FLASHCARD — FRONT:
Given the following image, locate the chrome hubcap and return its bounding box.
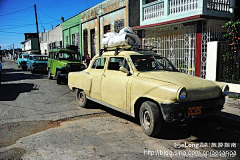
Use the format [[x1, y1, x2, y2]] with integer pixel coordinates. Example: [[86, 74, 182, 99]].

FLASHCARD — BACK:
[[78, 92, 84, 102], [142, 110, 151, 130]]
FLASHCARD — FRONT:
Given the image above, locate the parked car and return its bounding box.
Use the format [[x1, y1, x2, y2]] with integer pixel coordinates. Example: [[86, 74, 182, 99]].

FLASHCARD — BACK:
[[48, 48, 85, 84], [68, 49, 229, 136], [27, 55, 48, 73], [0, 60, 2, 85], [17, 53, 29, 69]]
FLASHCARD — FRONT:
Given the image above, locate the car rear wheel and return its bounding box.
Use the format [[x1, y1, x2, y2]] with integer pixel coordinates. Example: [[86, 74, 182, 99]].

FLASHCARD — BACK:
[[48, 69, 52, 79], [56, 71, 61, 84], [76, 89, 88, 108], [139, 101, 162, 136]]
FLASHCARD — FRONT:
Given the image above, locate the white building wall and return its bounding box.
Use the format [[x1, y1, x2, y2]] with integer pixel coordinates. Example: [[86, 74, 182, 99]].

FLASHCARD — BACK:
[[48, 24, 63, 48], [39, 24, 62, 55]]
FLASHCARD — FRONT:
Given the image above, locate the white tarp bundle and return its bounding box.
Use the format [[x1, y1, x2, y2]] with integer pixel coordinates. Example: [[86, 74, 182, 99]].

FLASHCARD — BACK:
[[102, 27, 140, 49]]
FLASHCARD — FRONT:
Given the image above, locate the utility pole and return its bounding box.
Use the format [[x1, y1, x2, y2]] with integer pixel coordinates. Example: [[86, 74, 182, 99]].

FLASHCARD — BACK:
[[34, 4, 41, 54], [13, 44, 14, 58]]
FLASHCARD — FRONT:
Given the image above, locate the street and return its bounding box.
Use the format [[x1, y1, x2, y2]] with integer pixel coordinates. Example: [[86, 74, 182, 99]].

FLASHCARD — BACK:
[[0, 58, 239, 160]]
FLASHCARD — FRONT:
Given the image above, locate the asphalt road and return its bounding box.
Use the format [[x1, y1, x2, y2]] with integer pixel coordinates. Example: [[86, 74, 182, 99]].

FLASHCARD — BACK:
[[0, 58, 239, 160]]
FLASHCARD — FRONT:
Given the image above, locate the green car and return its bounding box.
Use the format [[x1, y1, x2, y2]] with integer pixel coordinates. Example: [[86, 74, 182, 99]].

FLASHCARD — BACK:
[[47, 48, 85, 84]]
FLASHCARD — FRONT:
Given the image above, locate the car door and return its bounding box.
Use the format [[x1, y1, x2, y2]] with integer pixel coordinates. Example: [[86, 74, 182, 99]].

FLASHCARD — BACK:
[[101, 57, 131, 110], [89, 57, 106, 100]]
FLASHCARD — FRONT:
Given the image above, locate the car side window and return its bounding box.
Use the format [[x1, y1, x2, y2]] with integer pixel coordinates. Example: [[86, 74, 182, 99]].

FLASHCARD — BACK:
[[108, 57, 130, 71], [91, 58, 106, 69]]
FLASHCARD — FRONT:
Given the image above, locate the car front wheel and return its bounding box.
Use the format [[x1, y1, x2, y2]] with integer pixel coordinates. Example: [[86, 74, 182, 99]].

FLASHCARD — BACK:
[[76, 89, 88, 108], [139, 101, 162, 136]]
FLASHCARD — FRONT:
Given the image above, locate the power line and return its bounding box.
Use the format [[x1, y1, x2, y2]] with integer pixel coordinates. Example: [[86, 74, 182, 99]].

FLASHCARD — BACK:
[[0, 24, 36, 31], [37, 9, 45, 32], [38, 8, 61, 22], [0, 6, 33, 17], [39, 0, 68, 10], [0, 31, 24, 34]]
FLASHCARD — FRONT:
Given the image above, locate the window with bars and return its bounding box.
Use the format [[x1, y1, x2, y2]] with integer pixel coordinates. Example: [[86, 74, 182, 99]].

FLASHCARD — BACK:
[[65, 35, 68, 46], [72, 34, 75, 45], [76, 32, 79, 47], [114, 19, 124, 33], [83, 29, 88, 56], [206, 0, 230, 12]]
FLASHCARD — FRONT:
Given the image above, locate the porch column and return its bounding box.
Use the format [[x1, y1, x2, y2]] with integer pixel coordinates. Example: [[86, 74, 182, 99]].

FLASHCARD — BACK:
[[195, 21, 202, 77]]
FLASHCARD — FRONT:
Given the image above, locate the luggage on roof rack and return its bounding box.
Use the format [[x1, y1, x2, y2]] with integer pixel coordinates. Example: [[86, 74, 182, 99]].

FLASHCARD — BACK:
[[102, 27, 140, 50]]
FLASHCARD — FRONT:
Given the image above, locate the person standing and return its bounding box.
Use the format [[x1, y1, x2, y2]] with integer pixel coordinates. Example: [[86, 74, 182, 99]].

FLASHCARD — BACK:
[[85, 54, 91, 67]]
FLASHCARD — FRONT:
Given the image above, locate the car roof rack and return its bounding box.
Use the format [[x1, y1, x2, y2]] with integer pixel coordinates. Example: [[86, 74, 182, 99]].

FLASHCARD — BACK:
[[99, 45, 157, 56]]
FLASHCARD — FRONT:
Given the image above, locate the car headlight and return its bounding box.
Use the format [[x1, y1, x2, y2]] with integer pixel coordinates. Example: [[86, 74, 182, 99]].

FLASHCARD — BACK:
[[222, 85, 229, 96], [66, 64, 71, 69], [80, 64, 85, 69], [178, 88, 187, 101]]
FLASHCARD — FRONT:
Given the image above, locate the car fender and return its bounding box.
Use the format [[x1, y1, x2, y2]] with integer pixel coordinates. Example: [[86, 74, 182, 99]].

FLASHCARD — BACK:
[[130, 76, 181, 115], [68, 71, 92, 96]]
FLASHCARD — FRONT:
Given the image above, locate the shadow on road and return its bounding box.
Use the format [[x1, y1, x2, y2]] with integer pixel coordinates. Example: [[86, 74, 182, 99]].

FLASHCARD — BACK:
[[87, 102, 240, 143], [1, 69, 45, 82], [0, 83, 38, 101]]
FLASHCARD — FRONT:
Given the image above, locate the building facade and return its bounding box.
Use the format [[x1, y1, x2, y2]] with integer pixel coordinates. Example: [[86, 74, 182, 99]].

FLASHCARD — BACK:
[[62, 14, 81, 50], [21, 33, 40, 54], [39, 24, 63, 55], [133, 0, 236, 78], [81, 0, 140, 59]]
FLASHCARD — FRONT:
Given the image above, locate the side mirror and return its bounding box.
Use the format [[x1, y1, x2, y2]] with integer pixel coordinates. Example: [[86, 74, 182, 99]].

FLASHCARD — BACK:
[[119, 66, 130, 75]]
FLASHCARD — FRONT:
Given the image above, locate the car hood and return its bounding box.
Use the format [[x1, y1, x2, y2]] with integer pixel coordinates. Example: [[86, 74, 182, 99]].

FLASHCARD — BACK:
[[35, 61, 48, 64], [59, 60, 81, 64], [138, 71, 222, 101], [21, 58, 28, 62]]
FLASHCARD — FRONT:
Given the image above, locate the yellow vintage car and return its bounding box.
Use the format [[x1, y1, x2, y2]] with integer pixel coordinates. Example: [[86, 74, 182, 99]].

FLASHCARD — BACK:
[[68, 50, 229, 136]]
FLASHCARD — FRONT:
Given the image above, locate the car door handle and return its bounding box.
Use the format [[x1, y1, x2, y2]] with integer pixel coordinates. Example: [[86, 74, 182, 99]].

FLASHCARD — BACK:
[[102, 74, 106, 77]]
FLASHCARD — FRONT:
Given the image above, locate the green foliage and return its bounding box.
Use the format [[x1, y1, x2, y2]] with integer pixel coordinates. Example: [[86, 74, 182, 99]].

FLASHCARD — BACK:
[[222, 20, 240, 45]]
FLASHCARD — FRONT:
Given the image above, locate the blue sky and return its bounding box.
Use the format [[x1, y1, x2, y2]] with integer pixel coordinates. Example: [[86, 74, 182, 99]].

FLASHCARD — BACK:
[[0, 0, 104, 49]]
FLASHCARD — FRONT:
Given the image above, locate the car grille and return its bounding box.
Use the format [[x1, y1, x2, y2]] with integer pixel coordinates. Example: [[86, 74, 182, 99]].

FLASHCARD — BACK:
[[70, 64, 82, 71], [22, 61, 26, 65], [37, 63, 47, 69]]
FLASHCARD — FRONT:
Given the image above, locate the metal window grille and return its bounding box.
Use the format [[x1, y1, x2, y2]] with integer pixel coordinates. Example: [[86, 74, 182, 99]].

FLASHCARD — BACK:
[[76, 32, 79, 47], [201, 19, 227, 78], [143, 1, 164, 21], [169, 0, 198, 15], [206, 0, 230, 12], [143, 23, 197, 75], [83, 29, 88, 56], [114, 19, 124, 33]]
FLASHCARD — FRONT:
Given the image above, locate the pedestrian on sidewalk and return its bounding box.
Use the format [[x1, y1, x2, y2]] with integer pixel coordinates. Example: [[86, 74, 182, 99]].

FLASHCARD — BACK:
[[85, 54, 91, 67]]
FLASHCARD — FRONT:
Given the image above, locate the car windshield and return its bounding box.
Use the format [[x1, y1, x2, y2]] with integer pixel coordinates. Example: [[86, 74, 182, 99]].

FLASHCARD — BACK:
[[57, 52, 80, 61], [33, 56, 48, 61], [23, 55, 29, 58], [130, 55, 177, 72]]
